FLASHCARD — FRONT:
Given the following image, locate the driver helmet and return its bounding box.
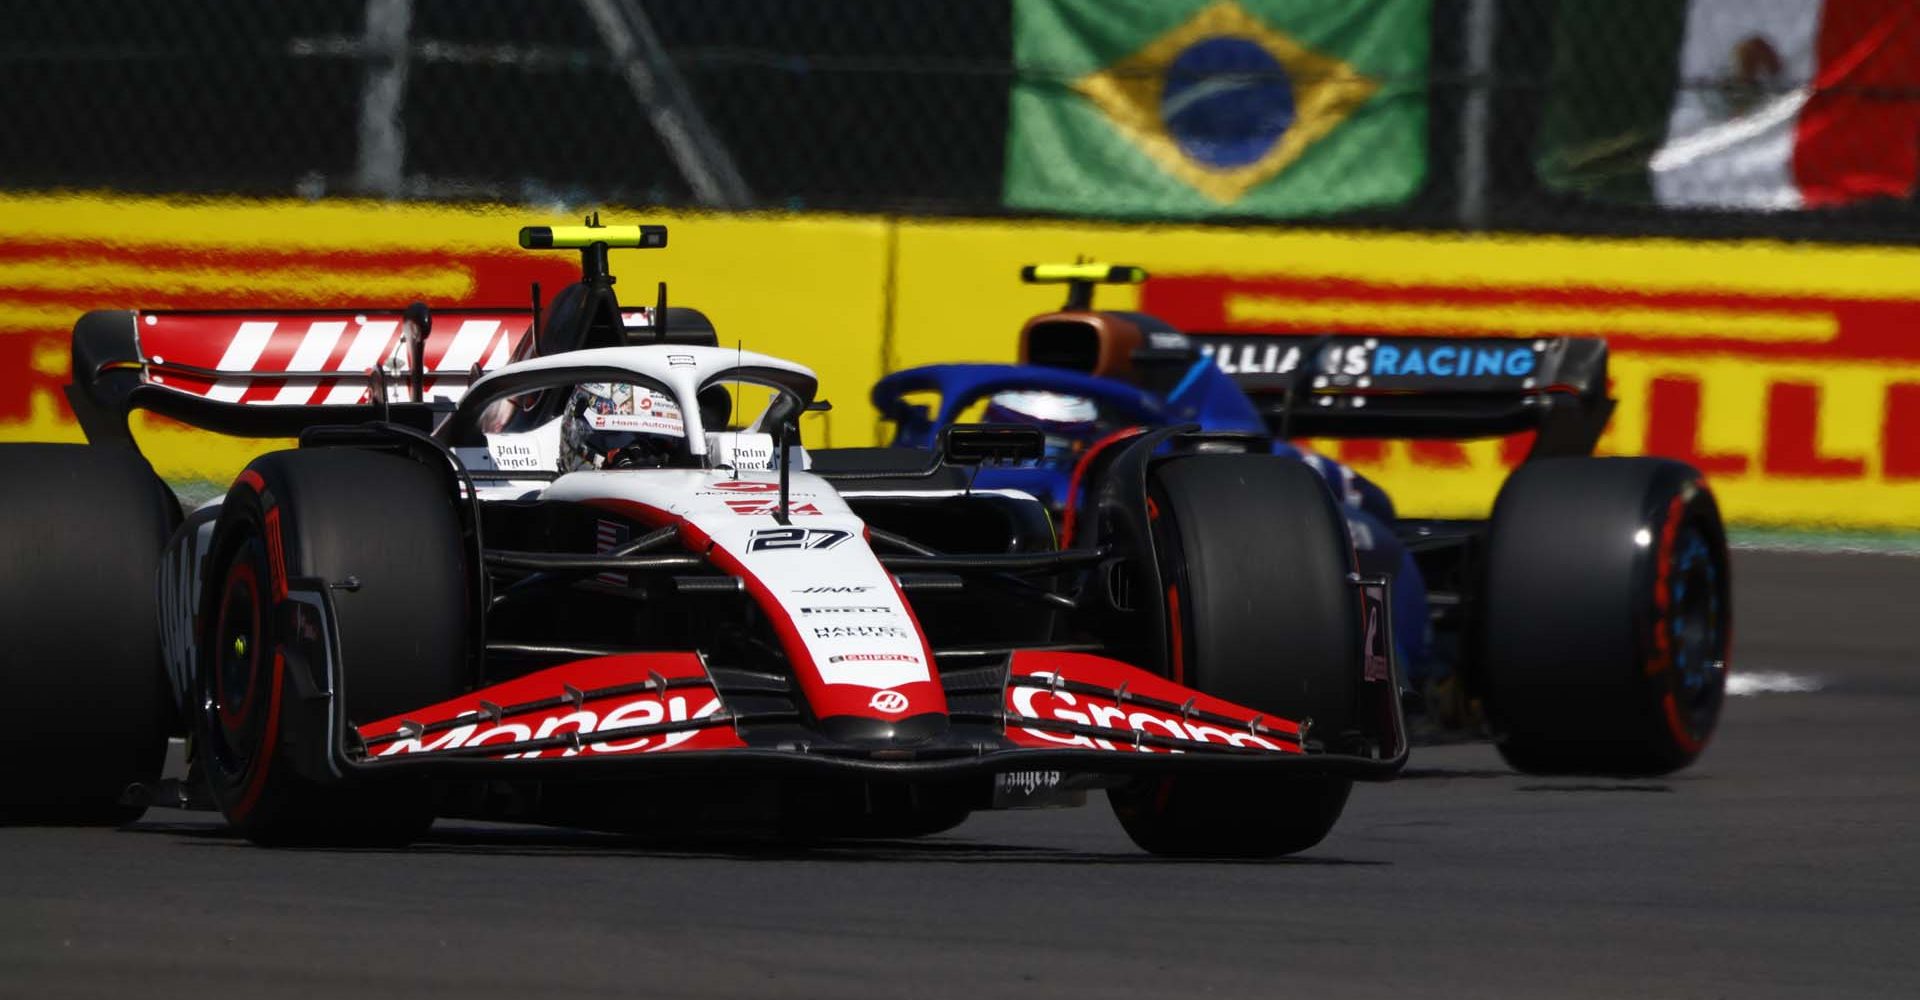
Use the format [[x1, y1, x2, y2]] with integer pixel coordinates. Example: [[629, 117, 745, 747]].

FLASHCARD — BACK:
[[983, 389, 1102, 458], [560, 382, 686, 471]]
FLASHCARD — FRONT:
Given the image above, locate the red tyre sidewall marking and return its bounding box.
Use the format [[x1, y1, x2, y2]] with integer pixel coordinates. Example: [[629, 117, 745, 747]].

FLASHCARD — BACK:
[[1647, 494, 1683, 678], [1148, 487, 1182, 819], [1661, 691, 1703, 756], [1651, 490, 1706, 755], [263, 506, 289, 602], [229, 650, 287, 824], [1144, 485, 1183, 688], [1060, 427, 1149, 548], [225, 468, 288, 822]]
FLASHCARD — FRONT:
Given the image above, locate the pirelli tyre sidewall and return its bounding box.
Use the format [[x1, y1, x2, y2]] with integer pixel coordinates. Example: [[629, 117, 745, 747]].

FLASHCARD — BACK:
[[196, 447, 469, 846], [0, 444, 177, 824], [1108, 454, 1361, 859], [1479, 456, 1731, 776]]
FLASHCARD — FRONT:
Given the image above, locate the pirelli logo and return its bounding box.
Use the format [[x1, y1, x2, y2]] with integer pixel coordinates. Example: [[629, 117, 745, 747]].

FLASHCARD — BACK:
[[0, 235, 575, 421], [1147, 270, 1920, 529]]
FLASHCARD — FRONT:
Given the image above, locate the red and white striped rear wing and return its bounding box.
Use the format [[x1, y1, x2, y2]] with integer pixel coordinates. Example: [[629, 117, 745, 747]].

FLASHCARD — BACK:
[[132, 309, 536, 407], [66, 306, 646, 444]]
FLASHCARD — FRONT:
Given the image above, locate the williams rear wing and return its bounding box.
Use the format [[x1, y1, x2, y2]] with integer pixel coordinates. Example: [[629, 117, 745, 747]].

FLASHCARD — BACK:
[[1191, 332, 1614, 459]]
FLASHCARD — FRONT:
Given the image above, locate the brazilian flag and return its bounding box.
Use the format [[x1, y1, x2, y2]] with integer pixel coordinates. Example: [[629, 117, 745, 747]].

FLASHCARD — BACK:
[[1005, 0, 1430, 219]]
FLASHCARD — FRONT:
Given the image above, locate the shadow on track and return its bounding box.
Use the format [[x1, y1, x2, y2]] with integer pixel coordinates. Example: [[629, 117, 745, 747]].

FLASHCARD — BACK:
[[1399, 767, 1692, 793], [1397, 767, 1515, 780], [1515, 782, 1673, 794], [122, 813, 1388, 866]]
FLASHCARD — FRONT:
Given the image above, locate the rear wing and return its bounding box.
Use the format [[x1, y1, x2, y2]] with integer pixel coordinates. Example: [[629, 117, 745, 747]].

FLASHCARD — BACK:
[[1190, 332, 1614, 459], [63, 218, 709, 448], [65, 307, 544, 444], [62, 304, 681, 445]]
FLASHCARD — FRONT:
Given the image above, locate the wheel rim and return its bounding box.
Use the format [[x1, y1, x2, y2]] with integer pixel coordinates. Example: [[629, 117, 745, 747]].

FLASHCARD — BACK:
[[1658, 511, 1727, 746], [204, 547, 268, 781]]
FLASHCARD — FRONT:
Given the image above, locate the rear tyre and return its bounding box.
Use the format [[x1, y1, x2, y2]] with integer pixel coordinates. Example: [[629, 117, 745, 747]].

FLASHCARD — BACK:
[[197, 448, 469, 846], [1478, 457, 1730, 776], [0, 444, 176, 824], [1108, 455, 1361, 858]]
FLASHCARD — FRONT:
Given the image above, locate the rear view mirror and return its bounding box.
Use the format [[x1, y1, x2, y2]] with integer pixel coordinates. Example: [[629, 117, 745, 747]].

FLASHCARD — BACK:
[[940, 423, 1045, 465]]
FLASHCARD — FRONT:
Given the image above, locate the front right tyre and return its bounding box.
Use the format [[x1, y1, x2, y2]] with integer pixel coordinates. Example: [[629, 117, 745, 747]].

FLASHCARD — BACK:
[[1108, 455, 1362, 858]]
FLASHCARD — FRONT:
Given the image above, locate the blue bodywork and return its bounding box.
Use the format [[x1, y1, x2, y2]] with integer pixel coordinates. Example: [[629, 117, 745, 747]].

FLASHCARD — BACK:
[[875, 358, 1436, 679]]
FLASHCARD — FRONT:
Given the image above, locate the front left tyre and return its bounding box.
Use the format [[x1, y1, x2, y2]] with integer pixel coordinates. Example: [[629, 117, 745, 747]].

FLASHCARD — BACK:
[[196, 448, 470, 846], [0, 444, 177, 824], [1477, 457, 1731, 775]]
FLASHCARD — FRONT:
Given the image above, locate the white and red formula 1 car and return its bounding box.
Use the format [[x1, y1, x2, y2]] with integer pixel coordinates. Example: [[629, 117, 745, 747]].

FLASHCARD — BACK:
[[0, 223, 1404, 856]]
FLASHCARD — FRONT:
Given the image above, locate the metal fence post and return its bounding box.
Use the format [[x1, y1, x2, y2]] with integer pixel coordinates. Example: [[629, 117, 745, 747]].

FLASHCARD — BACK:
[[581, 0, 752, 209], [354, 0, 413, 198], [1457, 0, 1498, 231]]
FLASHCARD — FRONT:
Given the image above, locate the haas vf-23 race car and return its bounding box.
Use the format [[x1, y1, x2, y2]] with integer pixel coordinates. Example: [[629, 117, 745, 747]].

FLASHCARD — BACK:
[[866, 263, 1731, 776], [0, 224, 1404, 856]]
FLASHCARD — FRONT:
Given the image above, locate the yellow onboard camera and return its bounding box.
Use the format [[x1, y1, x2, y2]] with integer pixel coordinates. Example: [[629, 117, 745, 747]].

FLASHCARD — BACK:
[[519, 224, 667, 250], [1020, 262, 1146, 310]]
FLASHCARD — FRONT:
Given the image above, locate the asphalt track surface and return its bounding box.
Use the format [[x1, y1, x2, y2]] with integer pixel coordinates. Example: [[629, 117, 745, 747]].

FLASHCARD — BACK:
[[4, 550, 1916, 999]]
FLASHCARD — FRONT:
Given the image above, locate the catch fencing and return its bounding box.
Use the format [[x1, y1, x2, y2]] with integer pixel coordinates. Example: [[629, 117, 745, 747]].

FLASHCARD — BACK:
[[3, 0, 1917, 241]]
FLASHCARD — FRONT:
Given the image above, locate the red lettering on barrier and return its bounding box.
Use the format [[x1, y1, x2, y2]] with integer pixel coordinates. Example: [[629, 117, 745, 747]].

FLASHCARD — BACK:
[[1883, 383, 1920, 480], [0, 241, 579, 428], [1500, 431, 1535, 467], [0, 333, 70, 422], [1764, 382, 1866, 479], [1409, 440, 1470, 468], [1144, 273, 1920, 364], [1644, 377, 1749, 475], [1335, 440, 1389, 464]]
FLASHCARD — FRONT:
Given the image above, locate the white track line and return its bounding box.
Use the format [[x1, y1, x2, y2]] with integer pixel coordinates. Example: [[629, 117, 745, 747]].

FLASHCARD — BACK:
[[1730, 537, 1920, 558], [1727, 671, 1823, 696]]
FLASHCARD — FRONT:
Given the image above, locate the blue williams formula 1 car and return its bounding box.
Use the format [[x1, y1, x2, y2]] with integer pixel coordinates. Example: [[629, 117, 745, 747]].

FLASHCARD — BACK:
[[849, 264, 1731, 776], [0, 227, 1404, 857]]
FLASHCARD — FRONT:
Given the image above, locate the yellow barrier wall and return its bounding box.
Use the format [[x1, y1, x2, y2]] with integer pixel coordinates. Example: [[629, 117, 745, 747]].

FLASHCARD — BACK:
[[5, 193, 1918, 529], [0, 193, 889, 484], [890, 219, 1920, 531]]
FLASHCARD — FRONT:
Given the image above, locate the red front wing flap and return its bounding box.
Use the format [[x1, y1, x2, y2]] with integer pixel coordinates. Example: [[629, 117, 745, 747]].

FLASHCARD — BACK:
[[351, 649, 1311, 770], [997, 651, 1305, 756], [357, 653, 745, 761]]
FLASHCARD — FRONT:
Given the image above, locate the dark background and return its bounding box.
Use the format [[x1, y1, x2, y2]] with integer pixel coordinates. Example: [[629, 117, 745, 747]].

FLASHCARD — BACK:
[[3, 0, 1916, 241]]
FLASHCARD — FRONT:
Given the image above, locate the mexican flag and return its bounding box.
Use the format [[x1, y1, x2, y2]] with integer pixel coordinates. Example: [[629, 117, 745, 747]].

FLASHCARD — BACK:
[[1537, 0, 1920, 210], [1004, 0, 1429, 219]]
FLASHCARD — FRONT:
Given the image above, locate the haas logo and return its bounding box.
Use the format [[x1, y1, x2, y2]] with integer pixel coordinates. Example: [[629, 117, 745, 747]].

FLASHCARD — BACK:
[[711, 480, 781, 492], [869, 690, 910, 714], [725, 499, 821, 516]]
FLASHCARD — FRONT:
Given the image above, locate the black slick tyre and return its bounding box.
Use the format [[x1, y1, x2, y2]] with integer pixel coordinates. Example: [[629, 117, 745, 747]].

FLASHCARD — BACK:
[[1108, 455, 1361, 858], [0, 444, 177, 824], [1478, 457, 1731, 776], [197, 448, 469, 846]]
